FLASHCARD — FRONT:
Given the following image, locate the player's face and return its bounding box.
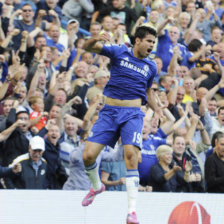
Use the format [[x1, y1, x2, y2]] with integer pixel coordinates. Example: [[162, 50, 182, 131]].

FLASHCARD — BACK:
[[137, 34, 155, 59]]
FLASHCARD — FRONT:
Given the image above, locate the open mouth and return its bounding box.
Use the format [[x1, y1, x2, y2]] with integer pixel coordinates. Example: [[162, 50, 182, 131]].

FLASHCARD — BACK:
[[147, 48, 151, 53]]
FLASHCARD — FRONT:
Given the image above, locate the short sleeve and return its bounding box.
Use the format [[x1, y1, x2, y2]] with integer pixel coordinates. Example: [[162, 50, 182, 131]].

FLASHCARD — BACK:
[[101, 44, 127, 60]]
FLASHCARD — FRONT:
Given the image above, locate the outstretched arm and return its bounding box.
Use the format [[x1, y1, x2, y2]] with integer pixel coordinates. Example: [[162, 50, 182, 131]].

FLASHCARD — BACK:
[[83, 33, 110, 54]]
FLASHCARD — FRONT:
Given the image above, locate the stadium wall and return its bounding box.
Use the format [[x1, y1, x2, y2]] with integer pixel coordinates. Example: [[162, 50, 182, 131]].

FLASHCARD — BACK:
[[0, 190, 222, 223]]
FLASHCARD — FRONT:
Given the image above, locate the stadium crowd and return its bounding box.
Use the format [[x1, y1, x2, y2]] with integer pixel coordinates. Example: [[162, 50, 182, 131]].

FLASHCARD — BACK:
[[0, 0, 224, 193]]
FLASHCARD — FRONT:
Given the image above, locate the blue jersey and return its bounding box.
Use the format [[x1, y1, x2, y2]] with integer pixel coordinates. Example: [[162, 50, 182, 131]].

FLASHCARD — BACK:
[[101, 44, 157, 105], [138, 131, 167, 186], [45, 35, 65, 54], [156, 30, 189, 72]]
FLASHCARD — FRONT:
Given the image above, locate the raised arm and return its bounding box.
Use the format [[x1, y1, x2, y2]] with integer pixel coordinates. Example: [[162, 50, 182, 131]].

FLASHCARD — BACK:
[[205, 79, 224, 102], [157, 17, 174, 36], [82, 94, 105, 132], [83, 33, 110, 54], [1, 29, 20, 49], [167, 79, 178, 106], [146, 88, 162, 116], [184, 12, 200, 45], [0, 119, 25, 142], [49, 10, 61, 27], [56, 96, 82, 132], [168, 46, 180, 77], [197, 120, 211, 146], [27, 63, 45, 99], [27, 27, 42, 47], [130, 16, 145, 37], [185, 114, 199, 144], [170, 104, 189, 132]]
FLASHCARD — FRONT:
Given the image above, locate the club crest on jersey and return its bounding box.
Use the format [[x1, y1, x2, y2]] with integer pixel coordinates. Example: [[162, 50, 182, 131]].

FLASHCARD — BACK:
[[120, 60, 148, 77], [144, 65, 149, 72]]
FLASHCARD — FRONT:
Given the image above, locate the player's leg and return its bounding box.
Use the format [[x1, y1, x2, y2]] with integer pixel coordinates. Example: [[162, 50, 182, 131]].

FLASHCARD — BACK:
[[120, 107, 144, 224], [124, 144, 140, 224], [82, 141, 105, 206], [83, 141, 105, 190], [82, 105, 119, 206]]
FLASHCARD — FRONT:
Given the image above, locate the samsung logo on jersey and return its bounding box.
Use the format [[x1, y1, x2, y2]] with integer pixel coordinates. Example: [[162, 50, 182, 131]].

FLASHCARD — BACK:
[[120, 60, 148, 77]]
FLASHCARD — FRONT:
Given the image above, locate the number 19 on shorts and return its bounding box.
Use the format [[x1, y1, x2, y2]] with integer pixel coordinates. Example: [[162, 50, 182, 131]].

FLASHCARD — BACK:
[[132, 132, 142, 144]]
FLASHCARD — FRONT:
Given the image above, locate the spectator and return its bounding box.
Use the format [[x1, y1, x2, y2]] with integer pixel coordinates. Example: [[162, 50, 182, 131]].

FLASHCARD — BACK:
[[89, 22, 102, 38], [177, 12, 191, 44], [208, 97, 217, 116], [205, 132, 224, 193], [100, 144, 126, 191], [42, 124, 68, 189], [46, 24, 65, 54], [0, 97, 14, 131], [100, 15, 113, 38], [97, 0, 138, 35], [150, 145, 192, 192], [29, 96, 48, 131], [12, 4, 36, 50], [172, 133, 204, 192], [62, 0, 94, 22], [185, 1, 196, 18], [158, 75, 173, 93], [5, 136, 47, 189], [35, 0, 62, 27], [195, 8, 222, 42], [156, 24, 189, 72], [153, 57, 166, 83], [44, 88, 67, 112], [207, 26, 223, 47], [138, 117, 167, 187], [59, 19, 79, 50], [59, 115, 81, 175], [2, 106, 33, 166], [211, 106, 224, 136], [182, 77, 196, 103], [86, 69, 110, 102]]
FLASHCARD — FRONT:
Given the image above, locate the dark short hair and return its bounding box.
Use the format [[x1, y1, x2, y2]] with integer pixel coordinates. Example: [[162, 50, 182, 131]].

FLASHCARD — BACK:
[[210, 97, 217, 102], [57, 88, 67, 98], [134, 26, 157, 41], [158, 74, 170, 85], [218, 106, 224, 115], [3, 96, 16, 104], [34, 34, 45, 42], [214, 132, 224, 145], [173, 133, 184, 143], [21, 3, 33, 9], [211, 131, 223, 147], [188, 39, 203, 52], [50, 104, 62, 110]]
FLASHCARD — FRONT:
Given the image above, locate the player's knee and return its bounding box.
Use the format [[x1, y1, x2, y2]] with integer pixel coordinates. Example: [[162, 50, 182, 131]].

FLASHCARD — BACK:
[[125, 150, 138, 167], [83, 151, 95, 164]]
